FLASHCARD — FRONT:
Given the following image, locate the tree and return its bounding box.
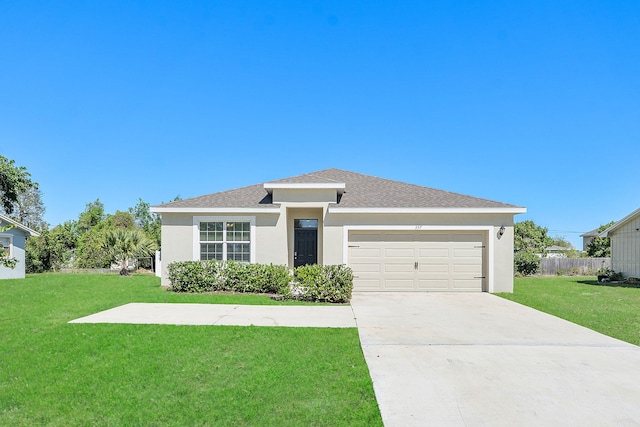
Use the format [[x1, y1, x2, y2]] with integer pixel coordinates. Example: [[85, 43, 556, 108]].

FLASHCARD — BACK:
[[0, 156, 37, 215], [129, 198, 162, 247], [103, 228, 157, 275], [586, 221, 615, 258], [78, 199, 105, 233], [514, 220, 553, 275], [26, 220, 79, 272], [0, 186, 47, 231]]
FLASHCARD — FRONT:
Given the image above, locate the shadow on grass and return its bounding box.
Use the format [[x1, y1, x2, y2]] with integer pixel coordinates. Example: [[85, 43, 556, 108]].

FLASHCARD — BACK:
[[578, 280, 640, 289]]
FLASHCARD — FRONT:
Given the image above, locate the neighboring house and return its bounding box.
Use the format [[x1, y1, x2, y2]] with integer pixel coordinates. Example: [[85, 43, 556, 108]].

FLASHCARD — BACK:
[[600, 207, 640, 279], [544, 245, 569, 258], [580, 228, 600, 251], [151, 169, 526, 292], [0, 214, 40, 279]]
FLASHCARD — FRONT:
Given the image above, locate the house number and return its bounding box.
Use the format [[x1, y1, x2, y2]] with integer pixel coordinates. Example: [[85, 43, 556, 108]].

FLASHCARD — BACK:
[[415, 225, 422, 230]]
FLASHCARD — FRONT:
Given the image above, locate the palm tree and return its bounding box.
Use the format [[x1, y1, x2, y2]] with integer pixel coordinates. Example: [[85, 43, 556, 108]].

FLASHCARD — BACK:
[[103, 228, 156, 275]]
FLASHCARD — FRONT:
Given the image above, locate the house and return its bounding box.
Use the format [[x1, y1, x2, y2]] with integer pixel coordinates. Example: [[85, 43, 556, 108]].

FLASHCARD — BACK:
[[580, 228, 600, 251], [600, 207, 640, 279], [0, 214, 40, 279], [544, 245, 569, 258], [151, 169, 526, 292]]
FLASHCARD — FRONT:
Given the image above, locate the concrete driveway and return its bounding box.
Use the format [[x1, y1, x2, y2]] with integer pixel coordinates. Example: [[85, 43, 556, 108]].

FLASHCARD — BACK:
[[351, 292, 640, 427]]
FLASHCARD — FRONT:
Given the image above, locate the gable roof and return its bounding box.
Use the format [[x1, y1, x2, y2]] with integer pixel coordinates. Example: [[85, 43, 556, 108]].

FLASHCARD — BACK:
[[600, 207, 640, 237], [580, 228, 600, 238], [0, 214, 40, 237], [152, 168, 525, 214]]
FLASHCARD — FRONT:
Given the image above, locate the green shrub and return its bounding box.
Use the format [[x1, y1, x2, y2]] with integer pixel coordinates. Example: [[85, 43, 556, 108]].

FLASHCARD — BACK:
[[168, 260, 290, 294], [167, 261, 353, 302], [610, 271, 625, 282], [514, 249, 541, 276], [290, 264, 353, 303], [221, 261, 290, 294], [167, 260, 221, 292]]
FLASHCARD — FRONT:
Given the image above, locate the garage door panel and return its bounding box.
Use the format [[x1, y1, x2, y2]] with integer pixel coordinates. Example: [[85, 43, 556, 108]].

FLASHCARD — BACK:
[[350, 262, 381, 273], [385, 279, 416, 289], [349, 231, 484, 292], [418, 263, 449, 273], [417, 279, 449, 289], [350, 247, 383, 258], [453, 264, 483, 274], [417, 247, 450, 257], [384, 262, 415, 273], [384, 248, 414, 258]]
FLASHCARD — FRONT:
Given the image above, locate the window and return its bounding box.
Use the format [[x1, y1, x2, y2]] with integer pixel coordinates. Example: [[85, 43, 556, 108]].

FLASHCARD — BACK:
[[198, 220, 252, 262], [0, 236, 11, 258]]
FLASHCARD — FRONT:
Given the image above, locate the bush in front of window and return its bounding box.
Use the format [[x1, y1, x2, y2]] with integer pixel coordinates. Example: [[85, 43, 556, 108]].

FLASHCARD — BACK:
[[167, 260, 354, 302], [167, 260, 290, 294], [167, 260, 222, 292]]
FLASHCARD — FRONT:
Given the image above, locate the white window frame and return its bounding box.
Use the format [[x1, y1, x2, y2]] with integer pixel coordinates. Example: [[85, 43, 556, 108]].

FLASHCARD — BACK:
[[0, 234, 13, 258], [193, 216, 256, 263]]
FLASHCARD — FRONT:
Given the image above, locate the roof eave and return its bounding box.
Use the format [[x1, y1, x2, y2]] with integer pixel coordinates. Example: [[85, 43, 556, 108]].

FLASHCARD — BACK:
[[327, 207, 527, 214], [0, 214, 41, 237], [599, 207, 640, 237], [150, 207, 281, 214]]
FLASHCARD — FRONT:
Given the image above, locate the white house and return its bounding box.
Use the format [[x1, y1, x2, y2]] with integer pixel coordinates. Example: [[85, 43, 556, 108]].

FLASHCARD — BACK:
[[0, 214, 40, 279], [600, 207, 640, 279]]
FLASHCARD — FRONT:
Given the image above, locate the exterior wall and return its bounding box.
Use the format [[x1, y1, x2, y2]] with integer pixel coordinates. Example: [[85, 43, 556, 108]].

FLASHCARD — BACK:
[[160, 209, 518, 292], [160, 211, 285, 286], [0, 229, 27, 279], [610, 215, 640, 279]]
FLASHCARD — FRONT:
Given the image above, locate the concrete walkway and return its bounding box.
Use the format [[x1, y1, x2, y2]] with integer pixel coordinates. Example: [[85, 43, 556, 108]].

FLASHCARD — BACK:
[[69, 303, 356, 328], [350, 292, 640, 427]]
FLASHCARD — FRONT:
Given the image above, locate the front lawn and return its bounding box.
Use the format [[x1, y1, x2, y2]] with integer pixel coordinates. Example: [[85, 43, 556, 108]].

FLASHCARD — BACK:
[[0, 274, 382, 426], [498, 276, 640, 346]]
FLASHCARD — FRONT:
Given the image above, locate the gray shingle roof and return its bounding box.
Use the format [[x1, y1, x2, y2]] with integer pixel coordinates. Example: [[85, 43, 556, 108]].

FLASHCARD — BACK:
[[154, 168, 521, 210]]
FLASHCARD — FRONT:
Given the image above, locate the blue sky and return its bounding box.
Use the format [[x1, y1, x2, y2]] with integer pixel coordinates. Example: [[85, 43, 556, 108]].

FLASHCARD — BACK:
[[1, 1, 638, 248]]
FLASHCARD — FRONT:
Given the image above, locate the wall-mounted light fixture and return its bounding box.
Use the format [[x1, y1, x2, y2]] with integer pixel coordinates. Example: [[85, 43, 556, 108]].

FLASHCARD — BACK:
[[498, 225, 505, 238]]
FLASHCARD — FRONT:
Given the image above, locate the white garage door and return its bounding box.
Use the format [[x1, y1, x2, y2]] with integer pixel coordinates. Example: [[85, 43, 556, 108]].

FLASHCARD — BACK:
[[348, 231, 485, 292]]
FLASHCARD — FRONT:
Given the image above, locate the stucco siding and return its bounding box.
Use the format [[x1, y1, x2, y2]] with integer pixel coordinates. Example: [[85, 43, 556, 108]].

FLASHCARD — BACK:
[[610, 216, 640, 279]]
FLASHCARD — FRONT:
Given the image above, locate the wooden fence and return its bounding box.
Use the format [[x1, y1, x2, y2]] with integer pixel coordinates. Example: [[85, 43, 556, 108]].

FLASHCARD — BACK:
[[539, 257, 611, 276]]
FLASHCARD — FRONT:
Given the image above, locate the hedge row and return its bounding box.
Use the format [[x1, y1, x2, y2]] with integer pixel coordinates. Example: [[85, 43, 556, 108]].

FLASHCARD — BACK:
[[167, 260, 353, 303]]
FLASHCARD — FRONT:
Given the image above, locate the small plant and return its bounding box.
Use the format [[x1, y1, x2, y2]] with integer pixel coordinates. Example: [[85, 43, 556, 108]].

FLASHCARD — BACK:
[[556, 270, 565, 276], [0, 257, 18, 269], [610, 271, 625, 282]]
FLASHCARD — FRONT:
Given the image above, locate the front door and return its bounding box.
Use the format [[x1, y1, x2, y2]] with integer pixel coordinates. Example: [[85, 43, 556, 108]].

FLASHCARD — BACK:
[[294, 219, 318, 267]]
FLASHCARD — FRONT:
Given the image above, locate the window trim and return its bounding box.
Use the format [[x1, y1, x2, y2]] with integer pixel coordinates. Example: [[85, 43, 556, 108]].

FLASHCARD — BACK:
[[193, 216, 256, 263], [0, 234, 13, 258]]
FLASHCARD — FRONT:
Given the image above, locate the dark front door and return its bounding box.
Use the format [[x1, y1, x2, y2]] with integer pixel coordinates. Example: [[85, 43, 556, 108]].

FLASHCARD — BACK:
[[294, 228, 318, 267]]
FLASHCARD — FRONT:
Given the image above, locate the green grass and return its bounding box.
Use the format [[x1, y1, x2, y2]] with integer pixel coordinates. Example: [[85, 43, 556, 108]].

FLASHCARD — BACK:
[[498, 276, 640, 346], [0, 274, 382, 426]]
